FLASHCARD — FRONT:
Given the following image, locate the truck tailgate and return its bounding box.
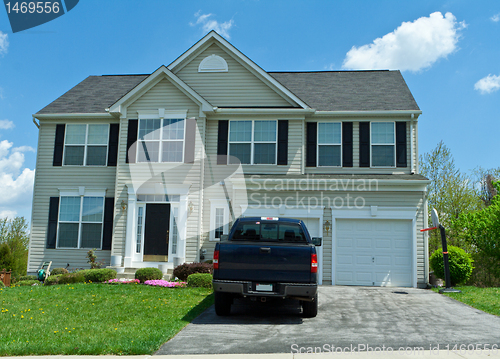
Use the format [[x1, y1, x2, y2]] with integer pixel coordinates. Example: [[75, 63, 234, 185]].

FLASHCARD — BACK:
[[217, 242, 312, 283]]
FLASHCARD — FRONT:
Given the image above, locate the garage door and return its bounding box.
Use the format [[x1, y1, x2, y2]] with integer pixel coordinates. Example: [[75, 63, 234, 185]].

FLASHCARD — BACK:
[[335, 219, 412, 287]]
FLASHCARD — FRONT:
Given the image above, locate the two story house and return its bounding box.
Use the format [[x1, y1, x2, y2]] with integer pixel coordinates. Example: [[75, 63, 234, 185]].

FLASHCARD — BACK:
[[27, 31, 430, 287]]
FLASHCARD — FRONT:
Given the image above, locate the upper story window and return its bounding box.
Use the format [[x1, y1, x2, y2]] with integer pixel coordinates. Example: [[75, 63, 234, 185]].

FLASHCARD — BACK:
[[228, 120, 277, 165], [58, 196, 104, 249], [317, 122, 342, 167], [198, 54, 228, 72], [371, 122, 395, 167], [64, 124, 109, 166], [137, 118, 185, 163]]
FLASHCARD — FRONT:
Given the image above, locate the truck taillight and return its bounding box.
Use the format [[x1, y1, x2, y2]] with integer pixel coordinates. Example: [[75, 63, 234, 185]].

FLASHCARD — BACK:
[[311, 253, 318, 273], [213, 250, 219, 269]]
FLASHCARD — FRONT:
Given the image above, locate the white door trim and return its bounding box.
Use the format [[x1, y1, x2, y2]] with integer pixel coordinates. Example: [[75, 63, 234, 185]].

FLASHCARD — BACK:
[[331, 206, 418, 288]]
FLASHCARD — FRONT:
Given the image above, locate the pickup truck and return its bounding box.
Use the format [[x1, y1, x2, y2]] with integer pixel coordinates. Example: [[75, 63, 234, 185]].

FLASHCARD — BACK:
[[212, 217, 321, 317]]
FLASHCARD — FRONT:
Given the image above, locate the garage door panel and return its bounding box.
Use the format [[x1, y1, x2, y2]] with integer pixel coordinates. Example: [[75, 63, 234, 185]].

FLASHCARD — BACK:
[[335, 219, 413, 287]]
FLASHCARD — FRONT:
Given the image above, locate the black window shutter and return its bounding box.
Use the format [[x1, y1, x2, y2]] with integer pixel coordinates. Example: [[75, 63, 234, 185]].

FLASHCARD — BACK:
[[46, 197, 59, 249], [396, 122, 407, 167], [102, 197, 114, 250], [217, 120, 229, 165], [184, 118, 196, 164], [107, 123, 119, 166], [126, 120, 138, 164], [53, 124, 65, 166], [306, 122, 317, 167], [342, 122, 353, 167], [277, 120, 288, 165], [359, 122, 370, 167]]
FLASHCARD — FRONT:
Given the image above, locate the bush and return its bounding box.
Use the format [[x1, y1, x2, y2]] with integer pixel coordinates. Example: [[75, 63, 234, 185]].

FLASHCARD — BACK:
[[135, 267, 163, 282], [17, 275, 37, 282], [51, 267, 69, 276], [187, 273, 213, 288], [44, 274, 62, 286], [173, 262, 213, 281], [15, 280, 38, 286], [82, 268, 117, 283], [430, 245, 474, 286], [0, 280, 5, 288], [0, 243, 13, 272], [58, 272, 86, 284]]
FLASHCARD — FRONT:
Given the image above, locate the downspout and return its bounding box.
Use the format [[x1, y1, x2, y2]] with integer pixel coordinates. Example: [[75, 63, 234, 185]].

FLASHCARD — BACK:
[[27, 116, 40, 274], [423, 190, 430, 287], [196, 117, 205, 262]]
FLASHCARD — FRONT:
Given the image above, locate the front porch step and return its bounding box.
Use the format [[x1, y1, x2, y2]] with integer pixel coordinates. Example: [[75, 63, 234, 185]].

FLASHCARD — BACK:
[[115, 267, 174, 281]]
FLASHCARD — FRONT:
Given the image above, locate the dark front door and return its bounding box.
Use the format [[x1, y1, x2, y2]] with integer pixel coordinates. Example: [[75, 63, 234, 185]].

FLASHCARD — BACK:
[[144, 203, 170, 262]]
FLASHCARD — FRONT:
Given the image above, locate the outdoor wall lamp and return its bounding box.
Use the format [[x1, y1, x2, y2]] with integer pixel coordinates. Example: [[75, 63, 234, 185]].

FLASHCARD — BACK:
[[121, 200, 127, 211], [323, 220, 331, 236]]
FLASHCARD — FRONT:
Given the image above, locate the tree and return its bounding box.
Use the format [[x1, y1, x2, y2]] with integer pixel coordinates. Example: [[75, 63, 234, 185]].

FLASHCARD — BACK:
[[419, 141, 482, 252], [0, 217, 30, 278]]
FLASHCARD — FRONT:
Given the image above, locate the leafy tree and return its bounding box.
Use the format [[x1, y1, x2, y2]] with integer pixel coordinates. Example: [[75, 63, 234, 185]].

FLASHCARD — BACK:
[[0, 217, 30, 278], [0, 242, 14, 272], [419, 141, 482, 252]]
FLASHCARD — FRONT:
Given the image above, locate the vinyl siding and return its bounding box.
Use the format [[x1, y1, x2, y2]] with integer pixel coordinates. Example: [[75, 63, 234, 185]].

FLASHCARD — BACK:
[[175, 43, 294, 108], [28, 120, 118, 273], [113, 78, 204, 262]]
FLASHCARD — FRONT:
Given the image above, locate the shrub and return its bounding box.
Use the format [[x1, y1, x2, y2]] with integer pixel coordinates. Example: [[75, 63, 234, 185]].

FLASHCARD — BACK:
[[430, 245, 474, 286], [187, 273, 213, 288], [44, 274, 62, 286], [86, 249, 104, 269], [0, 280, 5, 288], [58, 272, 86, 284], [135, 267, 163, 282], [51, 267, 69, 276], [0, 243, 13, 272], [173, 262, 213, 281], [15, 280, 38, 286], [17, 275, 37, 282], [82, 268, 117, 283]]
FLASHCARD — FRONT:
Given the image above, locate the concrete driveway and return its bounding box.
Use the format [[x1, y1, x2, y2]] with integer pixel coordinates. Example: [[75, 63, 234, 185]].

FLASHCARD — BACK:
[[156, 286, 500, 355]]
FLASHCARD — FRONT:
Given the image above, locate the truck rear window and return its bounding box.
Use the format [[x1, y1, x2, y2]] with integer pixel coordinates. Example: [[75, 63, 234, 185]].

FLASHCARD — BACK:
[[231, 222, 307, 243]]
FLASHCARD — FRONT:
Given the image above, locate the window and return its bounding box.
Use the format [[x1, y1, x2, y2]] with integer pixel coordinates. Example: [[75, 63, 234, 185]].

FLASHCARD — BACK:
[[371, 122, 395, 167], [137, 118, 185, 163], [228, 120, 277, 164], [57, 196, 104, 248], [171, 207, 179, 255], [214, 208, 225, 239], [317, 122, 341, 166], [231, 221, 307, 243], [210, 200, 229, 241], [136, 206, 144, 253], [64, 124, 109, 166]]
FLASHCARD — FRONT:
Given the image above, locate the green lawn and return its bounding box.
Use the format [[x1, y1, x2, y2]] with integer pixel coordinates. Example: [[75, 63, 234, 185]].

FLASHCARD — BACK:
[[0, 283, 213, 355], [435, 286, 500, 316]]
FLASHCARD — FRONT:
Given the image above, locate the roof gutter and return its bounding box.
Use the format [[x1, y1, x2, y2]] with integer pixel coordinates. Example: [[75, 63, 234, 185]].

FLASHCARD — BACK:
[[313, 110, 422, 117], [32, 116, 39, 129], [245, 177, 431, 186], [33, 113, 116, 120]]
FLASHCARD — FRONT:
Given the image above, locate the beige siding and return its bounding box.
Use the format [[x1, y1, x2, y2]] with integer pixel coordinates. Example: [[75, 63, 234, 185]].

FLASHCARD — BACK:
[[28, 120, 117, 273], [113, 78, 204, 262], [175, 43, 293, 107]]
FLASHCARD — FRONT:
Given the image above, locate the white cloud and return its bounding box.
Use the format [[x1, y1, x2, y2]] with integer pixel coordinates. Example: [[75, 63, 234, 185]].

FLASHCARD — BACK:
[[0, 140, 35, 211], [0, 120, 14, 130], [190, 11, 234, 39], [0, 31, 8, 56], [474, 74, 500, 94], [342, 12, 466, 72], [491, 13, 500, 22], [0, 210, 17, 219]]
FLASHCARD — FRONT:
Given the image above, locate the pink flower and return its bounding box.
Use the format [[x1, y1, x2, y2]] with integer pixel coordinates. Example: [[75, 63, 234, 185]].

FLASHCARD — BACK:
[[143, 280, 186, 288]]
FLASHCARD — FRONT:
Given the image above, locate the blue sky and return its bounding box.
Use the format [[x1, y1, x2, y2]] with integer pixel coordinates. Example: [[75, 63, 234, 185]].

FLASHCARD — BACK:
[[0, 0, 499, 222]]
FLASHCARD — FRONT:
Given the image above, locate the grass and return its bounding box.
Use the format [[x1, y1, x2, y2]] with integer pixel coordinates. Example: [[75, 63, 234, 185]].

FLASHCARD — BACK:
[[434, 286, 500, 316], [0, 283, 213, 355]]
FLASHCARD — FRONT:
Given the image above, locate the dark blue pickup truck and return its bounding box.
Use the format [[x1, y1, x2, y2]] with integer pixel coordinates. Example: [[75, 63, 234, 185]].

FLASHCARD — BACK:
[[212, 217, 321, 317]]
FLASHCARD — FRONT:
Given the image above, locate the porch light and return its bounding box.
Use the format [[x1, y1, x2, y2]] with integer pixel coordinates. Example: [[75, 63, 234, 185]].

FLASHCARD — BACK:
[[323, 220, 331, 236], [121, 200, 127, 211]]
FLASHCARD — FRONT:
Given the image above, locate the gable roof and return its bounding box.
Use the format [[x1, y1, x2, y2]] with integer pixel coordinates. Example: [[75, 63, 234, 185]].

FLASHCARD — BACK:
[[269, 70, 420, 112], [37, 75, 148, 114]]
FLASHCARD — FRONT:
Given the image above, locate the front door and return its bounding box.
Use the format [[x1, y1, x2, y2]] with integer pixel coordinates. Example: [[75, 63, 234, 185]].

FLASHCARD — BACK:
[[143, 203, 170, 262]]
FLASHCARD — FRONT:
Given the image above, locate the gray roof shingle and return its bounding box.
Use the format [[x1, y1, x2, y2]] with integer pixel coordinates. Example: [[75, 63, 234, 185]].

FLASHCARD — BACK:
[[37, 75, 148, 114], [37, 70, 419, 114], [269, 70, 420, 112]]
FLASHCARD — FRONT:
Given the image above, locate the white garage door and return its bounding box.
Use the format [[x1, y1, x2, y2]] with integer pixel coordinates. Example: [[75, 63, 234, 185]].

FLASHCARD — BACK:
[[335, 219, 412, 287]]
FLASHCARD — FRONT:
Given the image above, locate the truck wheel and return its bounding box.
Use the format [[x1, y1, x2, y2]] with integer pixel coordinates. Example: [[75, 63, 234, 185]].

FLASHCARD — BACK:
[[214, 292, 232, 316], [302, 294, 318, 318]]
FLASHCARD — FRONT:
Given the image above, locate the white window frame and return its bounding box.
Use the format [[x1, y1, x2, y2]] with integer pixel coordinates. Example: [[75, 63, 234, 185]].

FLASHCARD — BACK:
[[169, 206, 180, 255], [56, 191, 105, 249], [317, 121, 342, 167], [228, 120, 277, 165], [136, 110, 188, 164], [63, 124, 109, 166], [209, 199, 230, 241], [136, 204, 145, 254], [370, 121, 396, 168]]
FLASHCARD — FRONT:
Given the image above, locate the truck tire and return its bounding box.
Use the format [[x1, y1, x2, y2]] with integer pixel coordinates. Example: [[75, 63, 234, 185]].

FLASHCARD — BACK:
[[302, 294, 318, 318], [214, 292, 232, 316]]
